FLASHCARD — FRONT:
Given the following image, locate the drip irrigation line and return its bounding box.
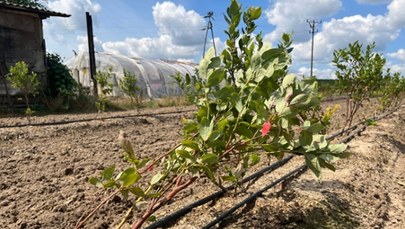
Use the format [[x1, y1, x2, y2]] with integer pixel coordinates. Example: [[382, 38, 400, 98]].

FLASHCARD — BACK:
[[0, 108, 195, 128], [199, 108, 398, 228], [201, 165, 308, 229], [146, 108, 397, 228], [145, 155, 294, 229]]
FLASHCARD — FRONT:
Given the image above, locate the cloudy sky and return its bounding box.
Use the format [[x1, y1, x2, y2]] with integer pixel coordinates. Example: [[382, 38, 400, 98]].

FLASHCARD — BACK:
[[43, 0, 405, 79]]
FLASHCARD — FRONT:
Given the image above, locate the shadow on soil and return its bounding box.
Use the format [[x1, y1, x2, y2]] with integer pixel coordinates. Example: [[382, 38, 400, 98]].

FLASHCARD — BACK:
[[217, 180, 361, 229]]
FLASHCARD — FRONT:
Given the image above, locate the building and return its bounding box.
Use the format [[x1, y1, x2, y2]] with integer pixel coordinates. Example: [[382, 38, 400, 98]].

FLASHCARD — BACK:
[[0, 0, 69, 100]]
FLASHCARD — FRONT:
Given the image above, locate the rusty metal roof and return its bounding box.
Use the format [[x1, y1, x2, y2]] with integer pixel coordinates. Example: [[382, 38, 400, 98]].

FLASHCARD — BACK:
[[0, 0, 70, 18]]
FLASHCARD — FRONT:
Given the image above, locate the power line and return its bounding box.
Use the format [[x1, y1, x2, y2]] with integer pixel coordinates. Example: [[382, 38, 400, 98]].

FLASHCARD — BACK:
[[307, 19, 322, 77]]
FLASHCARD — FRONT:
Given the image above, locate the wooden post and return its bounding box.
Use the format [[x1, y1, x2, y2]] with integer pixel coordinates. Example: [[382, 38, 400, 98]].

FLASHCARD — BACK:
[[86, 12, 98, 97]]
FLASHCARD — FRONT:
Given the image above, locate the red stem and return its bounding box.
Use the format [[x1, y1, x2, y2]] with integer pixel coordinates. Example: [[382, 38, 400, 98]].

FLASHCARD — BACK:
[[132, 176, 197, 229]]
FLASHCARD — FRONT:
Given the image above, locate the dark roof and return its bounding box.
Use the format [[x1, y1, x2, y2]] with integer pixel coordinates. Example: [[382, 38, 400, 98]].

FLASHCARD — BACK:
[[0, 1, 70, 19]]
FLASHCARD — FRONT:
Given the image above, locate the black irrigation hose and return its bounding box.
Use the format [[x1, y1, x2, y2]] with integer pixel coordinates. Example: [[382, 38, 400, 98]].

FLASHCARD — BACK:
[[146, 108, 398, 228], [145, 155, 294, 229], [0, 108, 196, 128], [201, 107, 399, 228], [201, 165, 308, 229]]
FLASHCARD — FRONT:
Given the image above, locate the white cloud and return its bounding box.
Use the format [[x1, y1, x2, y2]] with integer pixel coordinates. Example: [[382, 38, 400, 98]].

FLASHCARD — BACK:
[[292, 14, 398, 62], [101, 1, 219, 61], [387, 62, 405, 75], [45, 0, 101, 32], [386, 0, 405, 28], [264, 0, 342, 43], [296, 67, 336, 79], [387, 49, 405, 61], [43, 0, 102, 57], [102, 36, 201, 60], [77, 35, 103, 53], [291, 0, 405, 64], [152, 1, 205, 46]]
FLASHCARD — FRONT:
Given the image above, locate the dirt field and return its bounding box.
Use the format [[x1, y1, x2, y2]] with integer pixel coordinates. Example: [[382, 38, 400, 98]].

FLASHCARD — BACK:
[[0, 102, 403, 229]]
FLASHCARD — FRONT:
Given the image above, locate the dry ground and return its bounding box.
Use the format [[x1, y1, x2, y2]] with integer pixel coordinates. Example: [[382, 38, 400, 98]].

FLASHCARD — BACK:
[[0, 102, 403, 229]]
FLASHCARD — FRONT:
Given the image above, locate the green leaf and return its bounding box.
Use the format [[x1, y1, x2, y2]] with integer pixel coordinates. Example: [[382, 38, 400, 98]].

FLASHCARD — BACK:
[[200, 153, 219, 165], [148, 215, 157, 222], [129, 186, 146, 197], [290, 93, 308, 105], [305, 154, 321, 177], [199, 48, 216, 77], [150, 173, 164, 186], [328, 144, 348, 155], [101, 165, 115, 180], [102, 180, 117, 189], [88, 177, 101, 186], [135, 158, 150, 170], [207, 69, 225, 87], [176, 149, 195, 161], [222, 175, 237, 182], [208, 56, 221, 69], [200, 117, 213, 141], [319, 158, 336, 172], [235, 122, 254, 138], [299, 131, 313, 146], [249, 153, 260, 166], [261, 48, 282, 62], [248, 7, 261, 20], [308, 123, 325, 133], [275, 99, 287, 114], [228, 0, 240, 17], [303, 120, 311, 129], [217, 118, 228, 132], [208, 130, 222, 142], [181, 140, 199, 151], [117, 167, 141, 187], [282, 74, 296, 88]]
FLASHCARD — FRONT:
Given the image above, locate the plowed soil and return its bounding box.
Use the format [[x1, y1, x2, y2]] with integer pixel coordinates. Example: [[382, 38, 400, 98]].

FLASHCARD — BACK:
[[0, 102, 403, 229]]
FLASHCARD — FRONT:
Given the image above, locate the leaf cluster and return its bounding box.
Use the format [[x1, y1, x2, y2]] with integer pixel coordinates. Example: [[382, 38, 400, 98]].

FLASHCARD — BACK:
[[46, 53, 77, 98], [119, 69, 141, 108]]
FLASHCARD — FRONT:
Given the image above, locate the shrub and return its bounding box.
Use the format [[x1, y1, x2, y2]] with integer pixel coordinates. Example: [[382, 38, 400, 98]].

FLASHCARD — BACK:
[[8, 61, 40, 118]]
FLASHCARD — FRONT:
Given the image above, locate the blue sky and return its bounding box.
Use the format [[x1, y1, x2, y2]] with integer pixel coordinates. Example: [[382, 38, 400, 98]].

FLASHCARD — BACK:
[[43, 0, 405, 78]]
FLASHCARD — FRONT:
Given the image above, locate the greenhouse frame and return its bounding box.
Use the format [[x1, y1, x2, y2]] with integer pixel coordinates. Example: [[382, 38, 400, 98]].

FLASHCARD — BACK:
[[65, 52, 197, 99]]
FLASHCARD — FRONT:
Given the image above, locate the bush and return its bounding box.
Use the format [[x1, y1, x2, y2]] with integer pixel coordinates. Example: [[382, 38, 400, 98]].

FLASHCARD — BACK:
[[45, 53, 78, 110]]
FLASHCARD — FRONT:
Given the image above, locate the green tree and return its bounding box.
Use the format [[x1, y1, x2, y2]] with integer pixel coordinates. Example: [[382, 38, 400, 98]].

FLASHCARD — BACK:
[[119, 69, 141, 108], [46, 53, 77, 110], [95, 67, 113, 112], [379, 72, 405, 110], [8, 61, 40, 115], [80, 1, 348, 228], [333, 41, 388, 130]]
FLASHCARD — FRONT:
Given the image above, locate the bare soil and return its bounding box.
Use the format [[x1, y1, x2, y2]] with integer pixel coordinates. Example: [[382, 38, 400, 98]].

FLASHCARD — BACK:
[[0, 102, 403, 229]]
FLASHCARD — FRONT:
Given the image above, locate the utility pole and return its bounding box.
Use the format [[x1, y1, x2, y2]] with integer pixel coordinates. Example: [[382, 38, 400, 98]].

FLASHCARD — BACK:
[[307, 19, 322, 78], [202, 11, 217, 58], [86, 11, 98, 97]]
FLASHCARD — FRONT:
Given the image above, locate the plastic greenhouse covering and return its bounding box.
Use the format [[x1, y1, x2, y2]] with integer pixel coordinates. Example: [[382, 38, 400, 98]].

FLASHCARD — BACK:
[[65, 52, 197, 98]]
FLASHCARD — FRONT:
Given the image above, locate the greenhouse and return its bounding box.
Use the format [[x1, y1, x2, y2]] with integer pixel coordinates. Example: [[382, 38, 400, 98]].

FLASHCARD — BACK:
[[65, 52, 197, 98]]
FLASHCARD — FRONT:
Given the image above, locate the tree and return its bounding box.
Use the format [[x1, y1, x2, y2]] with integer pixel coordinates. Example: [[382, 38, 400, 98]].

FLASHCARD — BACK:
[[95, 67, 113, 112], [333, 41, 388, 130], [79, 1, 348, 228], [119, 69, 141, 108], [8, 61, 40, 116]]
